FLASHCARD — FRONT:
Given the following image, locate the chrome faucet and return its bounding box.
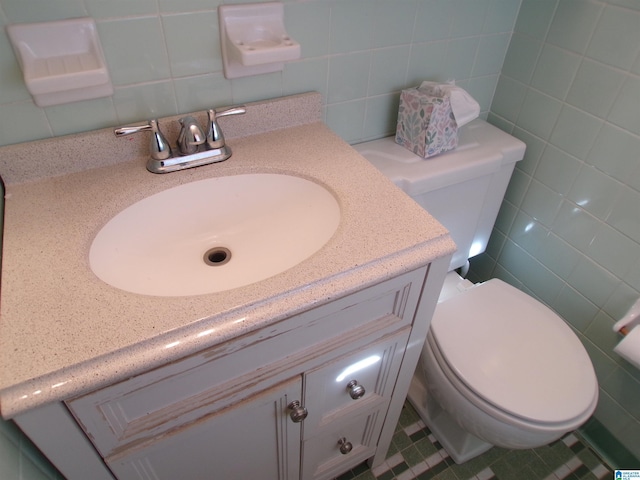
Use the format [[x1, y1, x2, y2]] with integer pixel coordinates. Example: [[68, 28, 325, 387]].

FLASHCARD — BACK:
[[114, 105, 246, 174]]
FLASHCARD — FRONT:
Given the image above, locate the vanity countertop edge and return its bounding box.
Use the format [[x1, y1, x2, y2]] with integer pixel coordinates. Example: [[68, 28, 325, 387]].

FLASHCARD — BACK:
[[0, 93, 455, 418]]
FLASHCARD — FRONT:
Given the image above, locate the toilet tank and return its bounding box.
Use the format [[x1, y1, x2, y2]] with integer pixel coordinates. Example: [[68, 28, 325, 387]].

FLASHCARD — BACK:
[[353, 119, 525, 271]]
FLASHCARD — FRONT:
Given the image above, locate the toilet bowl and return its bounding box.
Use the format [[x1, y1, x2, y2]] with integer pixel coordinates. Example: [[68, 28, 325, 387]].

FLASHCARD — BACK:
[[353, 120, 599, 463], [411, 273, 598, 463]]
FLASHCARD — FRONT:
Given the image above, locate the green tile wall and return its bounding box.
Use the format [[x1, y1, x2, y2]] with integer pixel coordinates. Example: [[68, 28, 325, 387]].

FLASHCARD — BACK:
[[472, 0, 640, 467], [0, 0, 519, 147]]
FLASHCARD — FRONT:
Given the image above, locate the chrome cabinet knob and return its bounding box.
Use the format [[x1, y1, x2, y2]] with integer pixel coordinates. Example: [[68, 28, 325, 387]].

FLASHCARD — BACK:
[[338, 437, 353, 455], [287, 400, 308, 423], [346, 380, 366, 400]]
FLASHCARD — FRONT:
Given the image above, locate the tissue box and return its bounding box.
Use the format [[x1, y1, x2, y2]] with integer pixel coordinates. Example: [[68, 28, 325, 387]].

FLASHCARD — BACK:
[[395, 87, 458, 158]]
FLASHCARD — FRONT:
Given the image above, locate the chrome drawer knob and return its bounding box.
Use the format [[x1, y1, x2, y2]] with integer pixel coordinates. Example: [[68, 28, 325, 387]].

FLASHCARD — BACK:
[[338, 437, 353, 455], [287, 400, 308, 423], [346, 380, 365, 399]]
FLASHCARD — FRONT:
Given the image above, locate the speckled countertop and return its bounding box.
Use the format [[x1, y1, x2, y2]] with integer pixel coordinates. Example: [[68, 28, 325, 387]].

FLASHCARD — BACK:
[[0, 93, 454, 418]]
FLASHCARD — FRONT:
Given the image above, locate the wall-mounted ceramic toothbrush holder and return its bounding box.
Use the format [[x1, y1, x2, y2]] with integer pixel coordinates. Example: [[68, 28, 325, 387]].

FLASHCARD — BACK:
[[218, 2, 301, 79], [7, 18, 113, 107]]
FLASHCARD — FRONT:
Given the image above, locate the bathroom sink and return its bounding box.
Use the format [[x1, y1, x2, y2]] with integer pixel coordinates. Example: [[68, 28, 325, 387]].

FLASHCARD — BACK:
[[89, 173, 341, 296]]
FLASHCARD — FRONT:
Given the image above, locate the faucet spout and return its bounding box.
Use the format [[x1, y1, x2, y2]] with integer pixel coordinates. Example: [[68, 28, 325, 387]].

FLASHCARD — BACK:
[[177, 116, 205, 155]]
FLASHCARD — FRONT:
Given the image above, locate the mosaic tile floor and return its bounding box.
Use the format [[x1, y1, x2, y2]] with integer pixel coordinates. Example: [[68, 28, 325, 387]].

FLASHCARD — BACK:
[[336, 402, 613, 480]]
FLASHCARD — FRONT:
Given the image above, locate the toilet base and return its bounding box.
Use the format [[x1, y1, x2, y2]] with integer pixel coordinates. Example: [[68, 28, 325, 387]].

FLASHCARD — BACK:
[[407, 365, 493, 464]]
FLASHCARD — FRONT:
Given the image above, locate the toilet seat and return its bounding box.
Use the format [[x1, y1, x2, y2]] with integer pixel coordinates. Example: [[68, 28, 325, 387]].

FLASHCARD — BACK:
[[429, 279, 598, 425]]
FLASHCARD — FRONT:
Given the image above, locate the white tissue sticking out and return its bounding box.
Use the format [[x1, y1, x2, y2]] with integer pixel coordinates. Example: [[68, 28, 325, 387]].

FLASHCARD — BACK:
[[419, 81, 480, 128], [613, 297, 640, 333], [612, 297, 640, 371], [614, 326, 640, 370]]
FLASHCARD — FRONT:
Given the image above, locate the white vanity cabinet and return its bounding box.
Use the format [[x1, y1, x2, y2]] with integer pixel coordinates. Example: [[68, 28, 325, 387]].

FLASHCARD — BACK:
[[16, 264, 445, 480]]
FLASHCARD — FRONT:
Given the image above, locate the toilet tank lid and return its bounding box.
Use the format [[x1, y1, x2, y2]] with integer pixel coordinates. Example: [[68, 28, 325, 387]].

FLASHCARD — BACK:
[[353, 119, 525, 197], [430, 278, 598, 425]]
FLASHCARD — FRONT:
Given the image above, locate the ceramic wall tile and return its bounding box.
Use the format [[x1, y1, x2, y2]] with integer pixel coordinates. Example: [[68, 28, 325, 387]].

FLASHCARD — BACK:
[[549, 105, 602, 160], [98, 17, 171, 85], [162, 12, 221, 77], [491, 75, 527, 123], [285, 2, 330, 59], [566, 59, 625, 117], [369, 47, 411, 96], [530, 45, 581, 100], [501, 33, 541, 84], [84, 0, 157, 18], [567, 166, 622, 220], [0, 101, 51, 146], [568, 257, 619, 308], [450, 0, 490, 38], [283, 58, 329, 100], [536, 233, 582, 281], [546, 0, 603, 54], [587, 123, 640, 184], [327, 52, 371, 104], [372, 0, 417, 48], [552, 201, 600, 253], [325, 100, 366, 144], [534, 144, 582, 195], [608, 187, 640, 244], [587, 224, 637, 278], [363, 93, 400, 140], [413, 0, 454, 43], [46, 97, 118, 137], [112, 81, 178, 124], [510, 130, 543, 177], [514, 0, 557, 39], [228, 72, 283, 104], [608, 75, 640, 136], [159, 0, 222, 14], [586, 4, 640, 70], [0, 30, 30, 104], [516, 89, 562, 140], [519, 178, 563, 227], [173, 73, 232, 114], [483, 0, 521, 34], [472, 33, 511, 77], [1, 0, 85, 23], [406, 41, 448, 86], [328, 0, 374, 54]]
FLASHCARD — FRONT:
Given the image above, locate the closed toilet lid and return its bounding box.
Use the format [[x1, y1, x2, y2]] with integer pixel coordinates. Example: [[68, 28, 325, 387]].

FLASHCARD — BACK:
[[430, 279, 597, 425]]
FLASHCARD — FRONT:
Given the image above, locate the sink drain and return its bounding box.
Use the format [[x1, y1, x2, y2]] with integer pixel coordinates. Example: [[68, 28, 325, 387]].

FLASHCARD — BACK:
[[203, 247, 232, 266]]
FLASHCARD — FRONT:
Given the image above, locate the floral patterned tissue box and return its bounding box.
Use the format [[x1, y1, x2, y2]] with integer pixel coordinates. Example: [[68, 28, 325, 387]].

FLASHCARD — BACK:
[[395, 87, 458, 158]]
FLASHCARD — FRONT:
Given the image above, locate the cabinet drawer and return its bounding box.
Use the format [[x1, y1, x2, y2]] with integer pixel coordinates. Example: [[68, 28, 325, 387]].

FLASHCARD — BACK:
[[302, 408, 384, 480], [303, 327, 410, 438]]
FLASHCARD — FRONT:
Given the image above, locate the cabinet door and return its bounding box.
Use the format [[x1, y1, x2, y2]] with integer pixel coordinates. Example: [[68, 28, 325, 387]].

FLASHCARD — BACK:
[[106, 376, 302, 480]]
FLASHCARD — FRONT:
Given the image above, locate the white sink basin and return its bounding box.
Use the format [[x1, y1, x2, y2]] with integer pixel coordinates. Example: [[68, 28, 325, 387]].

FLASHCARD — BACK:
[[90, 173, 341, 296]]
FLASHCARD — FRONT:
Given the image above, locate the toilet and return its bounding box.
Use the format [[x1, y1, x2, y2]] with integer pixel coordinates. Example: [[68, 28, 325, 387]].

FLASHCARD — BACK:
[[354, 120, 599, 464]]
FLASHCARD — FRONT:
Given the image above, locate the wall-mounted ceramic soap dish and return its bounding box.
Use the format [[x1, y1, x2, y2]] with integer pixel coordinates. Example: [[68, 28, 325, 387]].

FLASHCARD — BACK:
[[7, 18, 113, 107], [219, 2, 301, 79]]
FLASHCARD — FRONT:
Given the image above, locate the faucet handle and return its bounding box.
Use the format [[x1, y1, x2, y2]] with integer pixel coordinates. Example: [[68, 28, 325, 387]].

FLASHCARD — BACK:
[[206, 105, 246, 149], [214, 105, 246, 119], [114, 119, 172, 161]]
